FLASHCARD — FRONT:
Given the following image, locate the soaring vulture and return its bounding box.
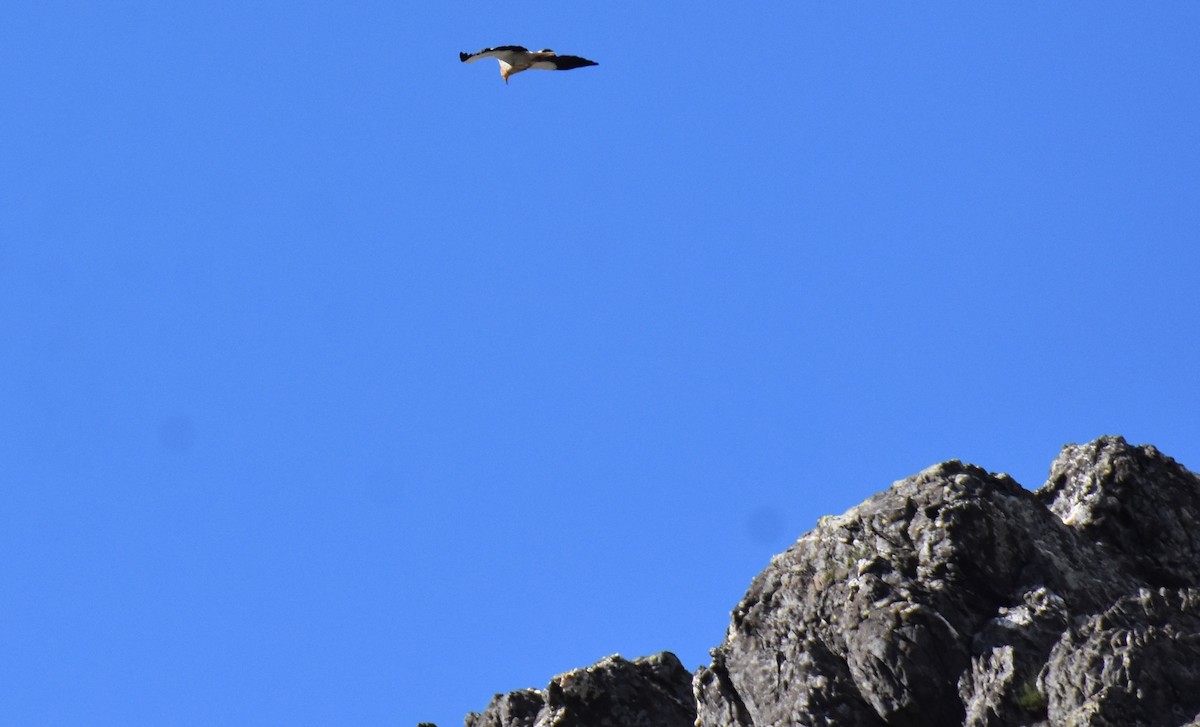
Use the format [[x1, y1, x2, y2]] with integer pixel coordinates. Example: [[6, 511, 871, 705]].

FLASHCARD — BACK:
[[459, 45, 598, 84]]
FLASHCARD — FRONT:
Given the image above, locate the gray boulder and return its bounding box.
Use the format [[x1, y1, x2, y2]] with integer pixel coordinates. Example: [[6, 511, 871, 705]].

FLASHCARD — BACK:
[[464, 652, 696, 727]]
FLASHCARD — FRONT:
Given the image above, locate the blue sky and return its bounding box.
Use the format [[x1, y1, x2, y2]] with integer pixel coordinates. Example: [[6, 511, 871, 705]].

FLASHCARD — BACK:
[[3, 2, 1199, 725]]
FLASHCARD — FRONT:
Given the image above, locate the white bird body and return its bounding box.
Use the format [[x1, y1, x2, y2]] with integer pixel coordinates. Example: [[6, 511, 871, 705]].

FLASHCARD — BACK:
[[459, 45, 598, 84]]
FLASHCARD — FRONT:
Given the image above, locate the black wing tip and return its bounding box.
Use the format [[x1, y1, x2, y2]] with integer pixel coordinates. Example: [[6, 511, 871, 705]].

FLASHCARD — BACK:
[[555, 56, 599, 70], [459, 52, 470, 62]]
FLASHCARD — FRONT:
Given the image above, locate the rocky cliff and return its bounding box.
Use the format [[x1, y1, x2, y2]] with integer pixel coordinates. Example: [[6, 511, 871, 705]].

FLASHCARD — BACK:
[[435, 436, 1200, 727]]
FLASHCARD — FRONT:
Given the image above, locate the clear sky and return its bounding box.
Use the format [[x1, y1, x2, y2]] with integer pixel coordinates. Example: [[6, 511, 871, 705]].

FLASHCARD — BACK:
[[3, 2, 1199, 725]]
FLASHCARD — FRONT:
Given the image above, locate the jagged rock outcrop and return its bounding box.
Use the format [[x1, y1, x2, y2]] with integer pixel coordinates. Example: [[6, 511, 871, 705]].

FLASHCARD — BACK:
[[696, 436, 1200, 727], [440, 437, 1200, 727], [463, 652, 696, 727]]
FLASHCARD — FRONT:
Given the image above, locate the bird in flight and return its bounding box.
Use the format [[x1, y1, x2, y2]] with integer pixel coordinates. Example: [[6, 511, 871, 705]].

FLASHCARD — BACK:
[[459, 45, 598, 84]]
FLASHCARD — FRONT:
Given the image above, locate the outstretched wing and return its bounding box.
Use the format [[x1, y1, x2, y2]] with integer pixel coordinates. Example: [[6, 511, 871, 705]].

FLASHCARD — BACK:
[[459, 46, 530, 64], [529, 54, 599, 71]]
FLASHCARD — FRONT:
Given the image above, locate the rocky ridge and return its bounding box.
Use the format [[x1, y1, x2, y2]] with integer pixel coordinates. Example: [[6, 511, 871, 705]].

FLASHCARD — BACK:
[[435, 437, 1200, 727]]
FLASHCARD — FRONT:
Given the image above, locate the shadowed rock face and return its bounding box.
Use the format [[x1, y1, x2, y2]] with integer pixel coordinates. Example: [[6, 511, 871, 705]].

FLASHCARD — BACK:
[[438, 437, 1200, 727]]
